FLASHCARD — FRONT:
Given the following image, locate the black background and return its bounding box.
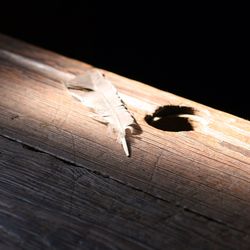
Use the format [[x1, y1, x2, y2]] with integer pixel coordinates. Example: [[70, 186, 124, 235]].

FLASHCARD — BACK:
[[0, 2, 248, 120]]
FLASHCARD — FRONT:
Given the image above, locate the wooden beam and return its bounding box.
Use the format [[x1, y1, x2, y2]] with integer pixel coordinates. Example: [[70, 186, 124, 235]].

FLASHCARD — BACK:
[[0, 33, 249, 249]]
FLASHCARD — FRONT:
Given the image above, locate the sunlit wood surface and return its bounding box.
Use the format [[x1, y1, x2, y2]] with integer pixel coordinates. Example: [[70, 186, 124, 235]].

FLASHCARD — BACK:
[[0, 33, 250, 250]]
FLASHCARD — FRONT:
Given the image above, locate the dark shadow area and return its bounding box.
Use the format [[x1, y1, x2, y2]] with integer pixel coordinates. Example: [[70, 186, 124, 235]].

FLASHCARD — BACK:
[[145, 106, 197, 132], [0, 2, 248, 120]]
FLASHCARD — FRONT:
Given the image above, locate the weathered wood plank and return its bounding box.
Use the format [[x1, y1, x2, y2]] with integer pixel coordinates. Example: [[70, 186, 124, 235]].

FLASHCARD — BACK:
[[0, 33, 250, 249], [0, 135, 247, 250]]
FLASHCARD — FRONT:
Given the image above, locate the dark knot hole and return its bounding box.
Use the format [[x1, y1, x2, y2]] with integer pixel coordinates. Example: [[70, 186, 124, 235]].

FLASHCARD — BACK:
[[145, 105, 201, 132]]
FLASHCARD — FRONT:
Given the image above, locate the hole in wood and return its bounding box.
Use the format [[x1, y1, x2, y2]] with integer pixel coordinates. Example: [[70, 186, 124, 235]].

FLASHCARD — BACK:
[[145, 105, 206, 132]]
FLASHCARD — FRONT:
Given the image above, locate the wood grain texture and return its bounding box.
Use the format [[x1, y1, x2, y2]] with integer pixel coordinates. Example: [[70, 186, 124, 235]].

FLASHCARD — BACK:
[[0, 33, 250, 249]]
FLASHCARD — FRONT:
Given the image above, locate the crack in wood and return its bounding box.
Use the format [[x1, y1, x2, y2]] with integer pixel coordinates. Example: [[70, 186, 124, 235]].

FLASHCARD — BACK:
[[0, 133, 170, 204], [183, 207, 247, 235]]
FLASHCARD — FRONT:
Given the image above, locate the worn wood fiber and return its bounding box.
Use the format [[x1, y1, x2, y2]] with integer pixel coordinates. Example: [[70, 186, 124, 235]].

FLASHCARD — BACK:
[[0, 33, 250, 249]]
